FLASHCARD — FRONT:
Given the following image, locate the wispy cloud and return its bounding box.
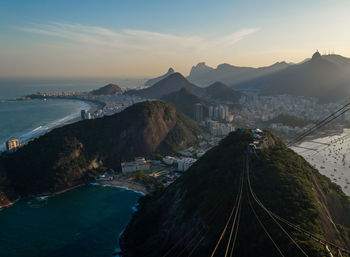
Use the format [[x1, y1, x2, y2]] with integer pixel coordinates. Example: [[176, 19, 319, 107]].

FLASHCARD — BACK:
[[15, 22, 259, 52], [216, 28, 260, 47]]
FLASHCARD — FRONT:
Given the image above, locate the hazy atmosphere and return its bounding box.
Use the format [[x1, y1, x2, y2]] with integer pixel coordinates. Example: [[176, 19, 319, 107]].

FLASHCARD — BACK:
[[1, 0, 350, 77], [1, 1, 350, 257]]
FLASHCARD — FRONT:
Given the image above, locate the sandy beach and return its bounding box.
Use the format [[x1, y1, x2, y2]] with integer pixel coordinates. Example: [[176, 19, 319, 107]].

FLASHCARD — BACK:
[[96, 178, 149, 195], [292, 128, 350, 196], [0, 98, 101, 152]]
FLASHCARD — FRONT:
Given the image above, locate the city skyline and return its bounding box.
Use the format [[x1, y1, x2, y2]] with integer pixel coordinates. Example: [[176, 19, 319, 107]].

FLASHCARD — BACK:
[[1, 0, 350, 77]]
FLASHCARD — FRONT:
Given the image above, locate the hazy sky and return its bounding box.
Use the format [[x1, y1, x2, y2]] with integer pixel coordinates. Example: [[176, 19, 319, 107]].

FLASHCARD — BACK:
[[1, 0, 350, 78]]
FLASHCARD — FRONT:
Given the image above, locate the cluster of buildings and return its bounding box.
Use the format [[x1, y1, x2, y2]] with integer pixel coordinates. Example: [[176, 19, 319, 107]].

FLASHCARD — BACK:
[[81, 110, 92, 120], [237, 95, 343, 124], [29, 90, 145, 119], [194, 103, 234, 123], [97, 170, 115, 181], [121, 157, 151, 173], [5, 139, 20, 152], [248, 129, 266, 151], [86, 93, 144, 116], [162, 156, 197, 171], [193, 103, 236, 137], [208, 105, 234, 122], [116, 132, 222, 186], [206, 120, 235, 136]]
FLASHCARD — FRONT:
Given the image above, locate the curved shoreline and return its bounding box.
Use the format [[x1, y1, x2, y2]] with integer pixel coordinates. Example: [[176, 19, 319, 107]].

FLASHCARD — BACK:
[[96, 179, 149, 195], [0, 98, 100, 152]]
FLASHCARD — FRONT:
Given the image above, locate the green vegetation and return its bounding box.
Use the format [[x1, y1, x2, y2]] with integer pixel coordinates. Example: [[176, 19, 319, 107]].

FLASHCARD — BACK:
[[121, 130, 350, 257], [0, 101, 201, 203]]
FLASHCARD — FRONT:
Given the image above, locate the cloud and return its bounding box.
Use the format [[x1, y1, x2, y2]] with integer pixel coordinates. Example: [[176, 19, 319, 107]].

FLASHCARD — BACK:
[[216, 28, 260, 47], [15, 22, 259, 53]]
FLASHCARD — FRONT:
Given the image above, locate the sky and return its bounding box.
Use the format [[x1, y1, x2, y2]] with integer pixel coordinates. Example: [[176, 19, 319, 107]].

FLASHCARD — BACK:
[[1, 0, 350, 78]]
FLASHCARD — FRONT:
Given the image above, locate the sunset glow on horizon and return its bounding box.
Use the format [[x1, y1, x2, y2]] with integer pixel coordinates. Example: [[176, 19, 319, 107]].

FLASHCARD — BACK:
[[1, 0, 350, 77]]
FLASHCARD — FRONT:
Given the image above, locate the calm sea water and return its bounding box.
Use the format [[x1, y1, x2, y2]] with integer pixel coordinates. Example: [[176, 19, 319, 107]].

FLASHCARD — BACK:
[[0, 99, 88, 148], [0, 185, 141, 257], [0, 77, 145, 149], [0, 78, 145, 256]]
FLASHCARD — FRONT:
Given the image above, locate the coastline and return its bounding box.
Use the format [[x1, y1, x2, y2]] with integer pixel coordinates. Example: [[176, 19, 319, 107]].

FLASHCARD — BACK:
[[96, 178, 149, 195], [0, 184, 84, 210], [0, 197, 21, 211], [0, 98, 101, 152], [0, 178, 147, 210]]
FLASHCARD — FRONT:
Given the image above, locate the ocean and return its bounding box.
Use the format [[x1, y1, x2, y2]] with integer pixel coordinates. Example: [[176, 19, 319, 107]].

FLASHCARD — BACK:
[[0, 185, 141, 257], [0, 77, 145, 150], [292, 129, 350, 196], [0, 77, 146, 256]]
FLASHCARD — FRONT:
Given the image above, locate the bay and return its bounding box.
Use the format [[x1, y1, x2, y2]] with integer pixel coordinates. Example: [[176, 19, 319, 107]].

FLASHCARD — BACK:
[[0, 185, 141, 257]]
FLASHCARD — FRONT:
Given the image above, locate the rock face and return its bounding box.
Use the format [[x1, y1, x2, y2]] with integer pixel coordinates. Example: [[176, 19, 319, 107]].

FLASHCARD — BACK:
[[144, 68, 175, 87], [121, 130, 350, 257], [90, 83, 123, 95], [0, 101, 202, 206], [128, 73, 203, 99], [187, 61, 289, 86], [235, 52, 350, 102], [187, 62, 214, 86]]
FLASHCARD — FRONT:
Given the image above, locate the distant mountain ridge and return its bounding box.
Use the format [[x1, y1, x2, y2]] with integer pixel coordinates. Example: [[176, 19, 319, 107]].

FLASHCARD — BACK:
[[128, 72, 243, 103], [187, 61, 289, 86], [127, 73, 203, 99], [235, 52, 350, 102], [144, 68, 175, 87]]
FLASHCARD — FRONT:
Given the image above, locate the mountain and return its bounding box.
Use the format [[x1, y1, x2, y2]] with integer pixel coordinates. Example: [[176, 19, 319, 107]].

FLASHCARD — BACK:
[[120, 130, 350, 256], [235, 52, 350, 102], [145, 68, 175, 87], [187, 61, 289, 86], [323, 54, 350, 71], [162, 88, 209, 119], [187, 62, 214, 84], [90, 83, 123, 95], [205, 82, 242, 102], [0, 101, 202, 206], [127, 73, 203, 99]]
